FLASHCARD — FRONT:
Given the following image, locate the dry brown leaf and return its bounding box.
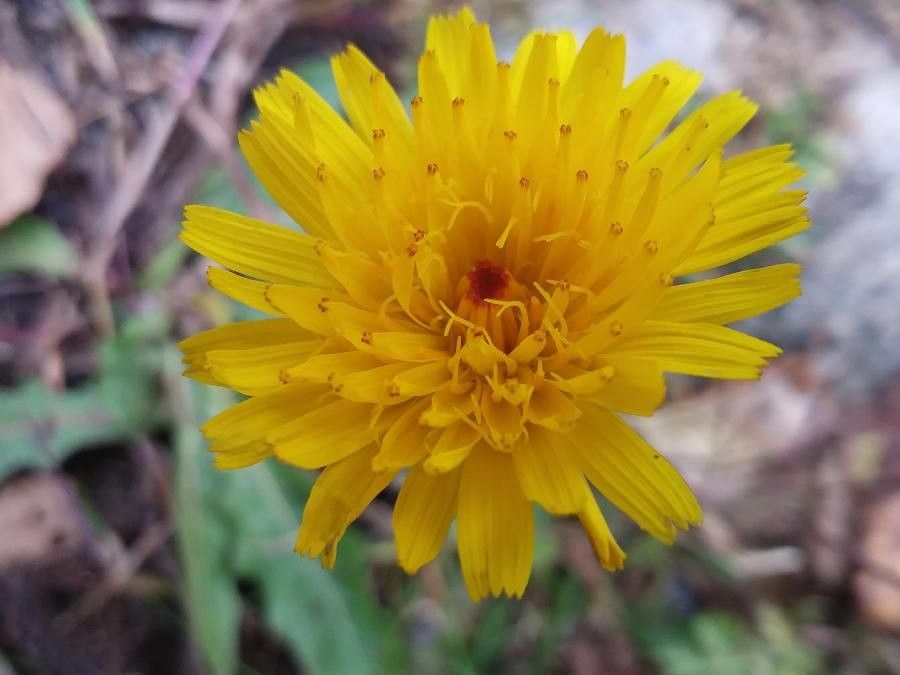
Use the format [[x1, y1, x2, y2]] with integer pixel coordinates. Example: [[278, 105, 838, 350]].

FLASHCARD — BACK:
[[0, 60, 75, 227], [0, 472, 90, 570], [854, 492, 900, 631]]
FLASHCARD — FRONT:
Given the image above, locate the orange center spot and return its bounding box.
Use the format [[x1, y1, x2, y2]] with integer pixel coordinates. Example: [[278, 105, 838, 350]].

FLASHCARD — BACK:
[[467, 259, 509, 305]]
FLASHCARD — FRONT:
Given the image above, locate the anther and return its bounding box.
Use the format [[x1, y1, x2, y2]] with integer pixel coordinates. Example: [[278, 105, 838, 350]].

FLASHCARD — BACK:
[[559, 123, 572, 136], [406, 243, 419, 257], [615, 160, 629, 173], [600, 365, 617, 381], [278, 369, 291, 384], [609, 321, 624, 337], [387, 383, 401, 397], [609, 221, 624, 235], [373, 167, 386, 181], [643, 239, 659, 255], [427, 163, 439, 175], [361, 331, 373, 345], [452, 96, 465, 107], [411, 95, 423, 107], [412, 229, 426, 242], [519, 176, 531, 189], [658, 273, 673, 286], [316, 163, 327, 182], [317, 297, 330, 312], [369, 72, 383, 84], [313, 240, 326, 256], [372, 128, 385, 140], [497, 60, 511, 70], [547, 77, 560, 87], [576, 169, 589, 182], [504, 129, 518, 140]]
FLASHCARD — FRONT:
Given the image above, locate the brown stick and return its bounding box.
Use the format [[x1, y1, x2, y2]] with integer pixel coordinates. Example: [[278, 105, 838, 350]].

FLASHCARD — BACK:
[[81, 0, 244, 336]]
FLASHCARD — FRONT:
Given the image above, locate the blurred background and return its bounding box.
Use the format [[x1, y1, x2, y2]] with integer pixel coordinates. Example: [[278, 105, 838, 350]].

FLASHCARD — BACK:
[[1, 0, 899, 673]]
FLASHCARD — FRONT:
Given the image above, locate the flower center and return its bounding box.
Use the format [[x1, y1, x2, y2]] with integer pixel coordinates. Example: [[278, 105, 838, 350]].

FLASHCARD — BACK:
[[466, 259, 509, 305]]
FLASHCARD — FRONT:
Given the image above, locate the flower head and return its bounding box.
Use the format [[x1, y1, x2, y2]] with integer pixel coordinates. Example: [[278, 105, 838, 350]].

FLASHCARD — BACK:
[[180, 7, 808, 599]]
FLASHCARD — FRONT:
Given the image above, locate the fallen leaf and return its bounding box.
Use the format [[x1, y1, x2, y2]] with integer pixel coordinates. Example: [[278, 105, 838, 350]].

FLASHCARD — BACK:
[[0, 60, 76, 227]]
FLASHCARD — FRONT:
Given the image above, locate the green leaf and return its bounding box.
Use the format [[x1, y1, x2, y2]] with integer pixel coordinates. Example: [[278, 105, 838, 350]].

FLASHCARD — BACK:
[[0, 216, 76, 278], [166, 347, 402, 675], [169, 366, 241, 675], [0, 321, 162, 479], [224, 463, 379, 675]]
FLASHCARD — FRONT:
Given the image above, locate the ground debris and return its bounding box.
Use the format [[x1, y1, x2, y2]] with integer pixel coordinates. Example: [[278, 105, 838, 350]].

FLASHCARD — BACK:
[[0, 61, 75, 227]]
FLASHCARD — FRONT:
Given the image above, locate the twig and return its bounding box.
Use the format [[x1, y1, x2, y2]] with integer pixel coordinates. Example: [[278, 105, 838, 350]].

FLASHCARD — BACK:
[[81, 0, 244, 337]]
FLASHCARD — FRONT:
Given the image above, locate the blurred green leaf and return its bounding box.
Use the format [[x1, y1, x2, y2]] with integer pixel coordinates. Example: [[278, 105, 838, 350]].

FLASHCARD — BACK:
[[171, 371, 241, 675], [0, 216, 76, 278], [138, 235, 192, 293], [644, 610, 821, 675], [0, 316, 163, 479], [167, 347, 402, 674], [225, 464, 376, 675]]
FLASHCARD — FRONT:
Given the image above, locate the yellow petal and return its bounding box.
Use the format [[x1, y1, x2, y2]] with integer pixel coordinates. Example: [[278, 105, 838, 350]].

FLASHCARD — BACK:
[[206, 340, 320, 395], [512, 427, 587, 515], [371, 399, 432, 471], [211, 442, 271, 470], [317, 245, 394, 310], [425, 6, 477, 97], [334, 362, 415, 405], [457, 446, 534, 600], [206, 267, 277, 315], [201, 383, 325, 465], [331, 44, 412, 150], [525, 383, 581, 431], [572, 405, 701, 543], [237, 123, 328, 238], [263, 284, 338, 336], [614, 60, 702, 165], [423, 422, 482, 474], [257, 69, 372, 203], [578, 487, 626, 571], [360, 331, 449, 363], [389, 359, 451, 397], [586, 357, 666, 417], [269, 399, 378, 468], [181, 205, 333, 287], [179, 319, 308, 383], [295, 445, 395, 565], [653, 264, 802, 324], [635, 91, 757, 195], [419, 385, 474, 427], [612, 320, 781, 380], [281, 349, 384, 385], [393, 463, 461, 573]]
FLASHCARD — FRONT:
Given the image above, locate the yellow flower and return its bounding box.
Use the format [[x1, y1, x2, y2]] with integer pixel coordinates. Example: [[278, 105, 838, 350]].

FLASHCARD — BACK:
[[179, 7, 808, 600]]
